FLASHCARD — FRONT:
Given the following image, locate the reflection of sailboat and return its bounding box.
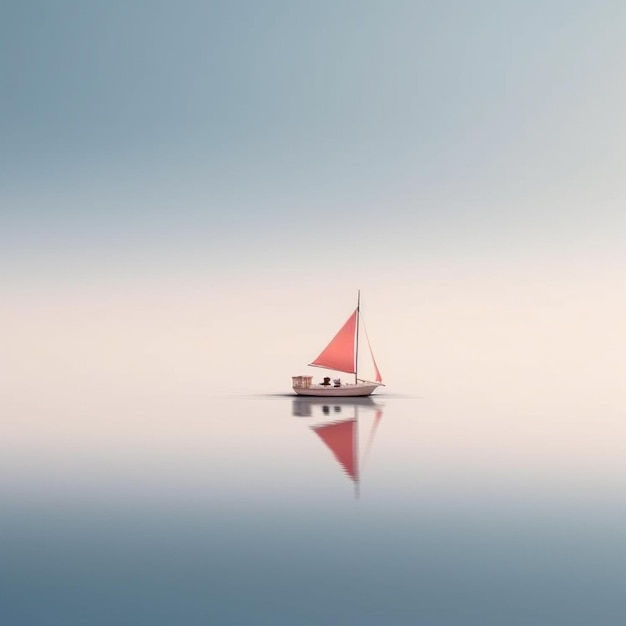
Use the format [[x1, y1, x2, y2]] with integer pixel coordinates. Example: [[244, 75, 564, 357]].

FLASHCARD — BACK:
[[292, 291, 383, 397], [292, 396, 379, 417], [293, 398, 384, 497]]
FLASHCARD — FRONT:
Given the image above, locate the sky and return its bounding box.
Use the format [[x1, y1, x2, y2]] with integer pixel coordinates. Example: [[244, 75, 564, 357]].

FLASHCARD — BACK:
[[2, 0, 626, 399]]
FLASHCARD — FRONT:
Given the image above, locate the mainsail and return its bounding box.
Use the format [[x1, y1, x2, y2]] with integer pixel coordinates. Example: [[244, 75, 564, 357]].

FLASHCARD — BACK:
[[309, 310, 357, 374], [297, 292, 384, 392]]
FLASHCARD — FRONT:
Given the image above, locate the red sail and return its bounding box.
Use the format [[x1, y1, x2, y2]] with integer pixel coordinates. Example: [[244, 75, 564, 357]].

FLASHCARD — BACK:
[[362, 315, 383, 383], [312, 419, 358, 482], [371, 346, 383, 383], [309, 310, 357, 374]]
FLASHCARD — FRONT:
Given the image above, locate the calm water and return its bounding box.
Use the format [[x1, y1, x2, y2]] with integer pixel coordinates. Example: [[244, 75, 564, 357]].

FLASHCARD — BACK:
[[2, 393, 626, 625]]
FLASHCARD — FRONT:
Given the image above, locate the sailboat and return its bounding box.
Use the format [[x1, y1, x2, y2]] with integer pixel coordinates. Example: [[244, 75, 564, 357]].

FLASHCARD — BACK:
[[293, 397, 384, 498], [292, 291, 383, 396]]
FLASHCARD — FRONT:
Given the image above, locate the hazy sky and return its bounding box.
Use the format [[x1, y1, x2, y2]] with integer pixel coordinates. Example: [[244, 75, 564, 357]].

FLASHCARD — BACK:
[[3, 1, 626, 263], [2, 1, 625, 396], [4, 11, 626, 626]]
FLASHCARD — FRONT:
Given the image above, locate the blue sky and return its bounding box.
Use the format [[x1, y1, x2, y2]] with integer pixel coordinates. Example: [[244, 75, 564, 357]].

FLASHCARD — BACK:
[[3, 0, 625, 275]]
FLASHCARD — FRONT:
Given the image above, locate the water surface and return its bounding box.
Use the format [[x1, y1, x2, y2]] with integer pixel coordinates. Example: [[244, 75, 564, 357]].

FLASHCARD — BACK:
[[2, 394, 625, 625]]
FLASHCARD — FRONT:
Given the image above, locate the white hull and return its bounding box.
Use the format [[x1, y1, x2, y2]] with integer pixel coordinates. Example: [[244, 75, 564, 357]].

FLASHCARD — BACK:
[[293, 382, 380, 397]]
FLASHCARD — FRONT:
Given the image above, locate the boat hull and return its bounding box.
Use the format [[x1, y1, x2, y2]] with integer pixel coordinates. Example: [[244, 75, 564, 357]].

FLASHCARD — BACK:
[[293, 382, 379, 397]]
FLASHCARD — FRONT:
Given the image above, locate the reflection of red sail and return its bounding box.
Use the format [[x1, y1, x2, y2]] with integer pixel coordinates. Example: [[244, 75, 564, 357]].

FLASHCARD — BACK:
[[309, 310, 357, 374], [362, 409, 383, 468], [311, 419, 357, 482]]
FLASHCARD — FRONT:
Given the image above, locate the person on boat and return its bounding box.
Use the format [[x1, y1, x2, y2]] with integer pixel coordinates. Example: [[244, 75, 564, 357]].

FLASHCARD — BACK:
[[321, 377, 331, 386], [333, 378, 341, 387]]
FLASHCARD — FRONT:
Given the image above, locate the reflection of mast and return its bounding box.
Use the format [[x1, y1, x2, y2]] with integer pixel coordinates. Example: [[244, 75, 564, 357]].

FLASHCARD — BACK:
[[354, 404, 360, 499]]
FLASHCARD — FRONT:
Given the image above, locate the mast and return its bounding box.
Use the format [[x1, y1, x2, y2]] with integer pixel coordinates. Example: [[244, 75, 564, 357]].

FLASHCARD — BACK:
[[354, 290, 360, 384]]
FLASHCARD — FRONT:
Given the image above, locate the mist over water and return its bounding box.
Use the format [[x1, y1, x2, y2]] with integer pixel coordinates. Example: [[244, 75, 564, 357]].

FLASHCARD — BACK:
[[2, 242, 625, 626], [3, 387, 626, 625]]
